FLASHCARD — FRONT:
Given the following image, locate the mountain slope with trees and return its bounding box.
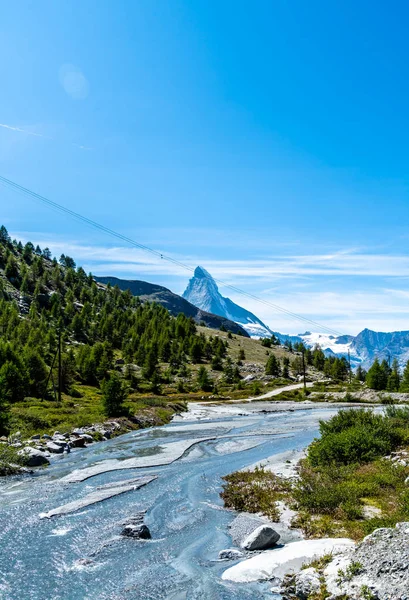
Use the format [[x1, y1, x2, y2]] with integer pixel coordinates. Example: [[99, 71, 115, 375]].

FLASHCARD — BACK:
[[94, 275, 248, 336], [0, 226, 300, 441]]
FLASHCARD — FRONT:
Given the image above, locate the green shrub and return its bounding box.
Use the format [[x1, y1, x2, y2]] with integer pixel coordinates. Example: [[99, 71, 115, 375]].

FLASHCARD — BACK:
[[309, 409, 404, 466]]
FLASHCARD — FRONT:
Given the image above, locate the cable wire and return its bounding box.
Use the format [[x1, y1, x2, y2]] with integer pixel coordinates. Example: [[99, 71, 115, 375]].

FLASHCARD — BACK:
[[0, 174, 343, 336]]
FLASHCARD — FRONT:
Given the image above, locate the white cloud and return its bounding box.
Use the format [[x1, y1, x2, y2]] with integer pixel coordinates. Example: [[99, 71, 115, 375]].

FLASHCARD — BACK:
[[12, 233, 409, 335]]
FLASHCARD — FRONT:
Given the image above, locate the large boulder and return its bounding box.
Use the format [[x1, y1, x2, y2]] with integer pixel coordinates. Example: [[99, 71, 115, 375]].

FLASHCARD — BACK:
[[240, 525, 280, 551], [18, 447, 50, 467]]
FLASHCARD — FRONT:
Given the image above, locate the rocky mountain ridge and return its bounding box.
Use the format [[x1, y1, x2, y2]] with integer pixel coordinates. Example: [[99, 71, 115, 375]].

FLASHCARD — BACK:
[[182, 266, 273, 338], [180, 266, 409, 370]]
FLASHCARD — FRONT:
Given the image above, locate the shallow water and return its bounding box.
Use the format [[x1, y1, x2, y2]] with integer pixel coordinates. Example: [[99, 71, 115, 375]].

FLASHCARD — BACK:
[[0, 403, 341, 600]]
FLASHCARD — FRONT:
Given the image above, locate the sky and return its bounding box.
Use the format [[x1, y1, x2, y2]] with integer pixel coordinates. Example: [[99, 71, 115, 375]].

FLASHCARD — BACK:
[[1, 0, 409, 335]]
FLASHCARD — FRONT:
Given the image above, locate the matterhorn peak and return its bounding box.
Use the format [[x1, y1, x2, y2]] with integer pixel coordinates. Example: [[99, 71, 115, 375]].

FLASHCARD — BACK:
[[182, 266, 273, 338]]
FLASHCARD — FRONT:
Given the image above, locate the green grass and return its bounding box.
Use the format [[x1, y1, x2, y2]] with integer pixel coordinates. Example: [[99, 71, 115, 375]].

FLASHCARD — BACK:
[[220, 467, 291, 521], [0, 444, 28, 475], [9, 384, 188, 438]]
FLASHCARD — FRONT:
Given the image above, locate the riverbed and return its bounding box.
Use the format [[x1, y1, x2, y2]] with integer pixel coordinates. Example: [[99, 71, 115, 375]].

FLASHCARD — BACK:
[[0, 401, 347, 600]]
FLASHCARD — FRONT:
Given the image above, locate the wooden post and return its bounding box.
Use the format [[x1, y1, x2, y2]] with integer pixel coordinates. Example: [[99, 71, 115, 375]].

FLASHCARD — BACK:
[[58, 329, 62, 403]]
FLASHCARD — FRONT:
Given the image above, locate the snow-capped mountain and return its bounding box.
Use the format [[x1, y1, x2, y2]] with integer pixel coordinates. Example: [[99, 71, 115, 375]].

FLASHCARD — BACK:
[[182, 266, 273, 338], [285, 329, 409, 370], [182, 267, 409, 370]]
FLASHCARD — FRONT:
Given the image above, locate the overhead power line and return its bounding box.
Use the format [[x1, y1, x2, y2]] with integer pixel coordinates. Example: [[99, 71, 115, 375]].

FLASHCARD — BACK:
[[0, 174, 343, 336]]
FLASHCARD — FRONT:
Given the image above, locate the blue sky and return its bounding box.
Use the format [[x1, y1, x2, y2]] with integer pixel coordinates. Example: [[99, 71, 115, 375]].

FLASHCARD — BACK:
[[2, 0, 409, 335]]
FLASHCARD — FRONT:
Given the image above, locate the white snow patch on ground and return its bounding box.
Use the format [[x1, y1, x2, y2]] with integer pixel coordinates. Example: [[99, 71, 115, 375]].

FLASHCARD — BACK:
[[221, 538, 355, 583], [242, 449, 306, 479]]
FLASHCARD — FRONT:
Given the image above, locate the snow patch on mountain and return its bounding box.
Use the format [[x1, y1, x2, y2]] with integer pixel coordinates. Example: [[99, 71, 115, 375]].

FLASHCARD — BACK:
[[182, 266, 272, 338]]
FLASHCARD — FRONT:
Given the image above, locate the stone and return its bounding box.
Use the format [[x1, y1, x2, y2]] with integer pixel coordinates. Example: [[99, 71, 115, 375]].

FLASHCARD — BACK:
[[46, 442, 64, 454], [80, 434, 93, 443], [240, 525, 280, 551], [68, 437, 86, 448], [294, 567, 321, 599], [121, 524, 151, 539], [18, 447, 50, 467], [31, 434, 41, 440], [42, 434, 52, 440], [219, 549, 244, 560], [51, 439, 68, 448]]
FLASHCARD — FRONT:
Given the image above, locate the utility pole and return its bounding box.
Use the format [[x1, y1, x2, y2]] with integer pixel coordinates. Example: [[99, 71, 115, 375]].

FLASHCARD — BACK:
[[58, 328, 62, 403], [302, 348, 306, 391]]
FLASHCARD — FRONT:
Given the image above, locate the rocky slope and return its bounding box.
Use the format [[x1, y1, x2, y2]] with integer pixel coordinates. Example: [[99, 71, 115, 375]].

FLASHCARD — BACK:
[[281, 522, 409, 599]]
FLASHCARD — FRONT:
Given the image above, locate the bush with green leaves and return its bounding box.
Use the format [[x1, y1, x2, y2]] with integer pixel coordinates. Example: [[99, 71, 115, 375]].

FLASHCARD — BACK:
[[308, 409, 404, 466]]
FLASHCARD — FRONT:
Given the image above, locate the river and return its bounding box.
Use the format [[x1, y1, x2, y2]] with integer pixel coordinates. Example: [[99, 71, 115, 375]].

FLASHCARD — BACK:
[[0, 401, 344, 600]]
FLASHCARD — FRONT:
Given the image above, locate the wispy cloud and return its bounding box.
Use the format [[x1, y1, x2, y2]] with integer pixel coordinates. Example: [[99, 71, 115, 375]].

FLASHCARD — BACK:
[[12, 233, 409, 334], [0, 123, 51, 138], [0, 122, 91, 151]]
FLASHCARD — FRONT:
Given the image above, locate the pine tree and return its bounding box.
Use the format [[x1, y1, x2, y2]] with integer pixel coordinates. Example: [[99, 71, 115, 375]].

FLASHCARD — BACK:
[[197, 366, 212, 391], [387, 358, 400, 391], [0, 225, 11, 245], [102, 373, 127, 417], [400, 360, 409, 392], [282, 356, 290, 378], [265, 354, 281, 377], [366, 358, 388, 391], [355, 365, 366, 382]]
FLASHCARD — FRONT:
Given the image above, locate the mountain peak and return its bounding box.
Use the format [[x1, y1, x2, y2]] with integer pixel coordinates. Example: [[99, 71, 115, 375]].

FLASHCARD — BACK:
[[194, 265, 212, 279], [183, 266, 272, 338]]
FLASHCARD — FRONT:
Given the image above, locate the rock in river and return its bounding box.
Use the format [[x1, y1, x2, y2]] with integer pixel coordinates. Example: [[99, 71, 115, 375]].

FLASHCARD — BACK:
[[219, 549, 244, 560], [240, 524, 280, 551], [121, 524, 151, 539], [18, 447, 50, 467]]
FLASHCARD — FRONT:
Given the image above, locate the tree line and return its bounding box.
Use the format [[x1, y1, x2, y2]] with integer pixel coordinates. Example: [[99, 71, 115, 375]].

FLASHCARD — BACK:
[[0, 226, 236, 430]]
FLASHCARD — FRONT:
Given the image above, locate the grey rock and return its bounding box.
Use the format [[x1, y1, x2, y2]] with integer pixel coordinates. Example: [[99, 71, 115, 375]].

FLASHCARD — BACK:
[[18, 447, 50, 467], [31, 434, 41, 440], [68, 437, 86, 448], [46, 442, 64, 454], [80, 434, 93, 443], [51, 439, 68, 448], [42, 434, 52, 440], [218, 548, 244, 560], [241, 524, 280, 551], [72, 428, 84, 436], [228, 513, 266, 546], [295, 567, 321, 599], [121, 524, 151, 539], [323, 522, 409, 600]]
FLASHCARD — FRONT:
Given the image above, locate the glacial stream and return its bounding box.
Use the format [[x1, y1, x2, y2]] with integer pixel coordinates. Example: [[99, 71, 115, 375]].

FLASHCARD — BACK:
[[0, 401, 342, 600]]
